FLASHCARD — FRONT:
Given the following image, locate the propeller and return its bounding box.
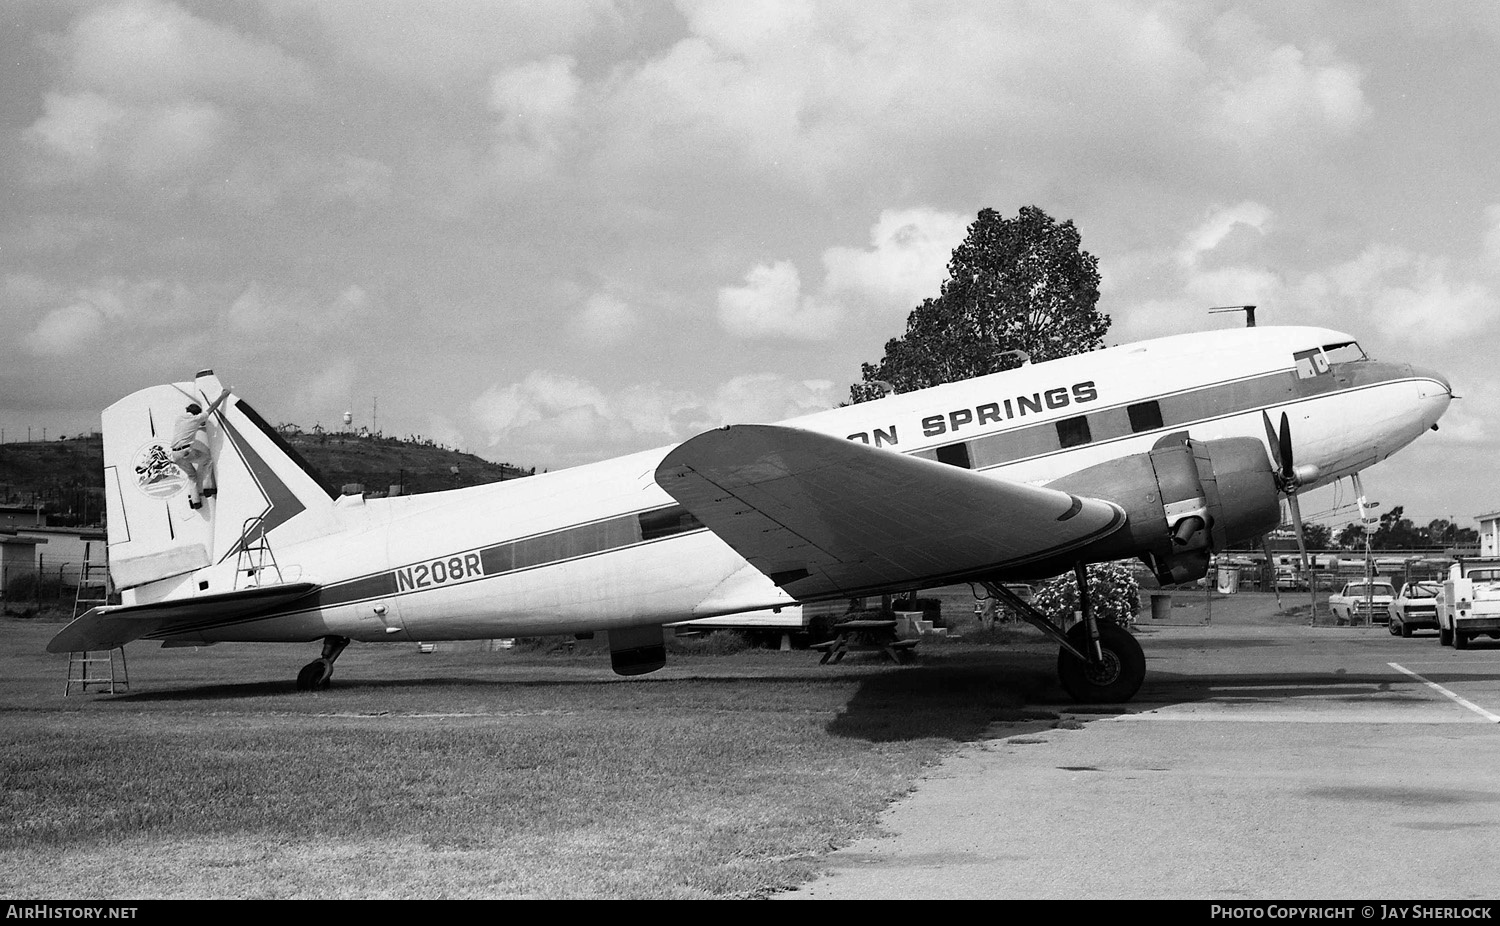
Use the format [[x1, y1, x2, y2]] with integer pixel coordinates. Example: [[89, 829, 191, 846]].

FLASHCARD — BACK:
[[1263, 411, 1313, 596], [1262, 410, 1321, 492]]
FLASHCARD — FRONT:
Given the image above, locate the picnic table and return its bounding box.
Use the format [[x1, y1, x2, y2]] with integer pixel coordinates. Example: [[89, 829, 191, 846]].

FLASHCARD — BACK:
[[809, 619, 919, 665]]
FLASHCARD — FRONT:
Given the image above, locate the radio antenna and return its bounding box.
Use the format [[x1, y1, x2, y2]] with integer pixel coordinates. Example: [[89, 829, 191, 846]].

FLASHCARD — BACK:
[[1208, 304, 1257, 327]]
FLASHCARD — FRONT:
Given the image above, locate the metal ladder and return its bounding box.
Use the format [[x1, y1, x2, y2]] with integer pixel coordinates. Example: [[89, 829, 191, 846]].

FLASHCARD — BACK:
[[65, 558, 128, 696], [234, 517, 284, 589]]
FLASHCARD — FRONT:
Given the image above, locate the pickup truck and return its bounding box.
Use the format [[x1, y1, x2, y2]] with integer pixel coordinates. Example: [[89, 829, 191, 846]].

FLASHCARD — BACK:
[[1437, 558, 1500, 649], [1328, 579, 1396, 626]]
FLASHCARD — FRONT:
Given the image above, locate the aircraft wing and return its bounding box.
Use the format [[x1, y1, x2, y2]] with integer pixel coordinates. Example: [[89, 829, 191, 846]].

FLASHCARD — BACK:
[[654, 424, 1127, 600], [46, 582, 319, 653]]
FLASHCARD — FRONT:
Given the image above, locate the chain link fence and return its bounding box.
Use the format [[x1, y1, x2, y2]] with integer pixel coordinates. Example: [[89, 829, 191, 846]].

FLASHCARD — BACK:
[[1, 557, 110, 613]]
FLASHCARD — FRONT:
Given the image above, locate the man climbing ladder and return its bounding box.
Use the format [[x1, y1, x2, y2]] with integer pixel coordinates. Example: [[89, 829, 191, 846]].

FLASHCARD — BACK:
[[170, 386, 230, 509]]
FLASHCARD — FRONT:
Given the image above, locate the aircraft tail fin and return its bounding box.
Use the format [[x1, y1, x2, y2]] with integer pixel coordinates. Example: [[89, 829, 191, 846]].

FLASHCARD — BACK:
[[103, 371, 339, 590]]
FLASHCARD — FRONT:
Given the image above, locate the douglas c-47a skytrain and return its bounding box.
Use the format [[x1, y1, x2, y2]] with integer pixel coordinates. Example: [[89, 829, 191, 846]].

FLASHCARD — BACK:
[[49, 326, 1452, 702]]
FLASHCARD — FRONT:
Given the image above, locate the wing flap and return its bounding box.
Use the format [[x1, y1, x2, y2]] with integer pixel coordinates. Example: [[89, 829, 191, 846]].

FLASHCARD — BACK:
[[46, 582, 319, 653], [655, 425, 1126, 600]]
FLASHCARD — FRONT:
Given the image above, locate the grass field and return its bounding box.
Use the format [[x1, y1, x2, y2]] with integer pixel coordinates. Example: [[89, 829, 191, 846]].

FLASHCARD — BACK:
[[0, 613, 1069, 899]]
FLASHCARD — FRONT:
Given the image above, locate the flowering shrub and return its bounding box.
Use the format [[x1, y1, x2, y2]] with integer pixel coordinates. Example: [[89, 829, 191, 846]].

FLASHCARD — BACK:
[[1030, 561, 1141, 625]]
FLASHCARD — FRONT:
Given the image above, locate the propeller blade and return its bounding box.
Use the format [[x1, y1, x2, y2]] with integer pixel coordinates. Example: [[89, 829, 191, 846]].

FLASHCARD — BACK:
[[1278, 411, 1295, 477], [1262, 411, 1283, 471], [1263, 410, 1300, 489]]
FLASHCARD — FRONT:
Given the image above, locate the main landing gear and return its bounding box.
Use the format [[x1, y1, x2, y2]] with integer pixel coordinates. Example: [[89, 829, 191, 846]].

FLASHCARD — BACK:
[[296, 635, 349, 691], [982, 564, 1146, 703]]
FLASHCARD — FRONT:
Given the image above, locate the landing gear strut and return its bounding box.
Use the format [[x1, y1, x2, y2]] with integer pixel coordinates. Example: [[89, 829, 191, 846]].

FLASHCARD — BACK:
[[983, 564, 1146, 703], [296, 635, 349, 691]]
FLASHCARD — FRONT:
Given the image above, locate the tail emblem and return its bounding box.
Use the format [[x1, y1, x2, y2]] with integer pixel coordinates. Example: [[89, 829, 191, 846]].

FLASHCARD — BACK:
[[132, 441, 189, 499]]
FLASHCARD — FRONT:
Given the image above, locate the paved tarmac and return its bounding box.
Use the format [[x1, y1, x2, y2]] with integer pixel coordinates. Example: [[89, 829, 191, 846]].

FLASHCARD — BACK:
[[779, 592, 1500, 900]]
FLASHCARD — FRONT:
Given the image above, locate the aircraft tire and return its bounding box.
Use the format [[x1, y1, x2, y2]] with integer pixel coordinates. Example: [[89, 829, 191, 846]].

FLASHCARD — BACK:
[[296, 660, 332, 691], [1057, 620, 1145, 704]]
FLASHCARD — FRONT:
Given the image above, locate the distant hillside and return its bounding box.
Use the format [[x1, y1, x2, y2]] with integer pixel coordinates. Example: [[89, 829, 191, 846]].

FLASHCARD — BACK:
[[0, 431, 535, 526]]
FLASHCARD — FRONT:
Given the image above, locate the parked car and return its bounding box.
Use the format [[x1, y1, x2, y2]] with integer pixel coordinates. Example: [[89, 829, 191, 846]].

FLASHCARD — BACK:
[[1328, 579, 1397, 625], [1388, 581, 1441, 637]]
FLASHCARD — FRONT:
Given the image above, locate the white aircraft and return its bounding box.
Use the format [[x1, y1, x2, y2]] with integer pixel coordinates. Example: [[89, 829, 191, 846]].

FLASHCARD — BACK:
[[49, 325, 1451, 702]]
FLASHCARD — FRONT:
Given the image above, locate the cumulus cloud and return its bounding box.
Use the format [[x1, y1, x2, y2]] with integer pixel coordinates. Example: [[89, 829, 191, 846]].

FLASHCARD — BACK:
[[1108, 201, 1500, 355], [710, 373, 837, 427], [1483, 205, 1500, 265], [822, 208, 972, 313], [1178, 202, 1273, 265], [579, 3, 1375, 201], [469, 371, 639, 463], [490, 55, 581, 148], [1294, 246, 1492, 343], [26, 92, 229, 180], [280, 0, 610, 89], [23, 1, 317, 183], [1207, 42, 1370, 142], [296, 363, 359, 421], [484, 55, 585, 184], [22, 287, 130, 356], [467, 369, 837, 466], [63, 0, 315, 104], [570, 293, 637, 345], [24, 92, 126, 172], [718, 261, 838, 340], [224, 284, 373, 338], [25, 304, 109, 357], [718, 208, 966, 340]]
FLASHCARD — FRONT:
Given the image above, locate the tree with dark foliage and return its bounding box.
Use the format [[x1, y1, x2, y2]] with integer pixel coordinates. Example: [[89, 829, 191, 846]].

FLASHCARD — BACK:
[[850, 206, 1108, 403]]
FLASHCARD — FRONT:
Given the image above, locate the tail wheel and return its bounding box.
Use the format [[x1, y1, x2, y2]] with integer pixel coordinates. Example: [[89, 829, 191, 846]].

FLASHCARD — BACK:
[[296, 659, 332, 691], [1057, 621, 1145, 703]]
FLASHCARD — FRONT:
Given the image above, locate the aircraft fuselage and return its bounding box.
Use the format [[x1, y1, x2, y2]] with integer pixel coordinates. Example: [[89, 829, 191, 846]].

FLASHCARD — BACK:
[[125, 325, 1451, 647]]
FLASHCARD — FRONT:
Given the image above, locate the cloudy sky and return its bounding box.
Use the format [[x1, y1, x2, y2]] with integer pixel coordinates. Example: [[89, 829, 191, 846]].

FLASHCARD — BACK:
[[3, 1, 1497, 532]]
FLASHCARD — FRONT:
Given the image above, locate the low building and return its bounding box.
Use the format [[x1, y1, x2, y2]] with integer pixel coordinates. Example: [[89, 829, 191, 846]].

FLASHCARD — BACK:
[[0, 505, 46, 530], [0, 533, 47, 597], [8, 526, 107, 585], [1479, 511, 1500, 558]]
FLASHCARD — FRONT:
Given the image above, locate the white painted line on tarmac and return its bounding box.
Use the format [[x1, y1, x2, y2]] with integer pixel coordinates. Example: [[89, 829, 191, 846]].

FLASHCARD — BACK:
[[1389, 662, 1500, 722], [1107, 712, 1480, 723]]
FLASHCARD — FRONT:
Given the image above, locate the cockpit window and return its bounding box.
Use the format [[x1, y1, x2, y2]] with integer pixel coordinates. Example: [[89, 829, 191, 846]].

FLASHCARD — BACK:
[[1321, 341, 1368, 364], [1293, 341, 1367, 379]]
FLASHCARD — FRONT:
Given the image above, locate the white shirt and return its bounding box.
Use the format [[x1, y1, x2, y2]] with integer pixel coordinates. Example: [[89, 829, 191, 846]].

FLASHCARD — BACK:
[[172, 411, 210, 450]]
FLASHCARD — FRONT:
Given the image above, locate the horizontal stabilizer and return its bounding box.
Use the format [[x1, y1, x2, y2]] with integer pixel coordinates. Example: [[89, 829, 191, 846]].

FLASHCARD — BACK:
[[654, 425, 1126, 600], [47, 582, 319, 653]]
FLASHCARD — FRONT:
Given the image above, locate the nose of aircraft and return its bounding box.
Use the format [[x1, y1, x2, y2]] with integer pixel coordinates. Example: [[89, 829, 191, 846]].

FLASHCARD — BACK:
[[1411, 364, 1453, 428]]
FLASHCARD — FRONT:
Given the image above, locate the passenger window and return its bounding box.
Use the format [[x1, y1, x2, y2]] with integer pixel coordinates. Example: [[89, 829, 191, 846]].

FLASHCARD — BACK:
[[638, 506, 703, 541], [936, 442, 972, 469], [1057, 416, 1091, 448], [1127, 401, 1163, 433]]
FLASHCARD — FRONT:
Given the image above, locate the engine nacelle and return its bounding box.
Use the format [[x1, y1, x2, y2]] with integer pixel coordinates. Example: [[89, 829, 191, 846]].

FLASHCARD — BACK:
[[1045, 433, 1281, 585]]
